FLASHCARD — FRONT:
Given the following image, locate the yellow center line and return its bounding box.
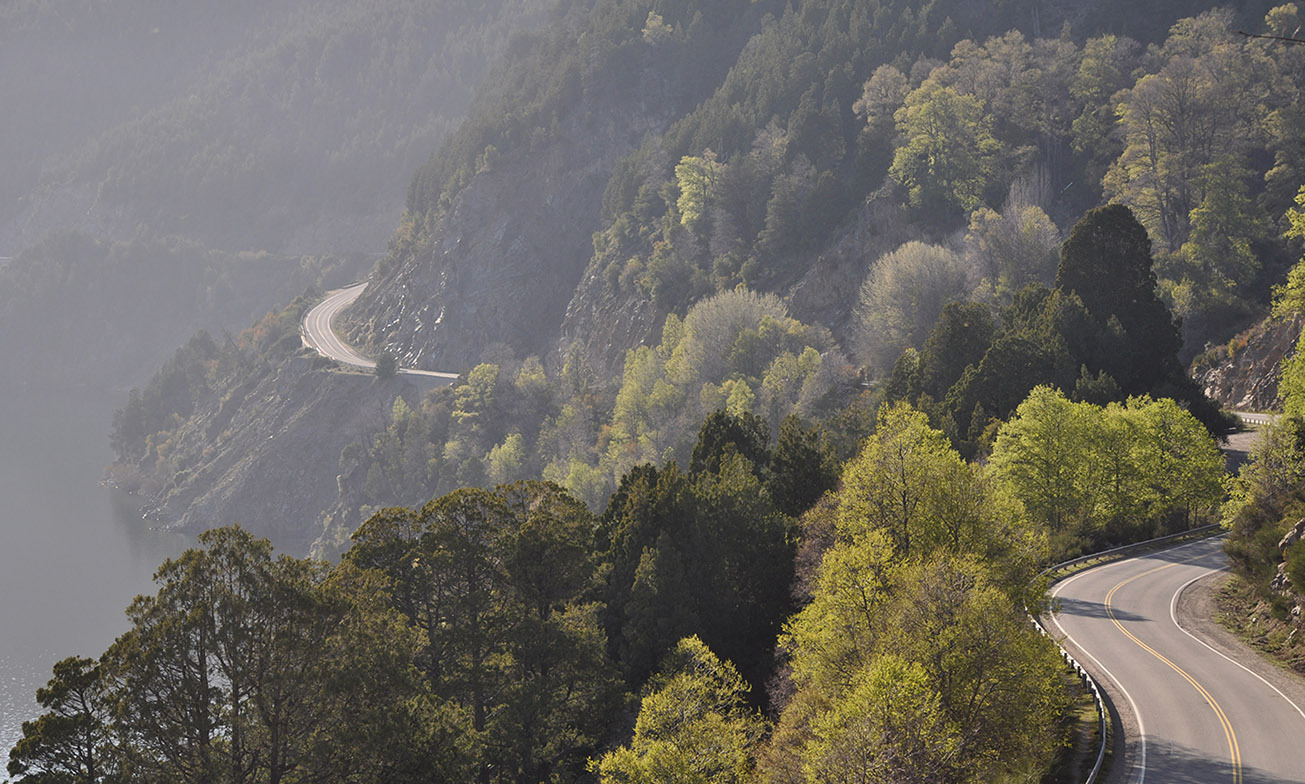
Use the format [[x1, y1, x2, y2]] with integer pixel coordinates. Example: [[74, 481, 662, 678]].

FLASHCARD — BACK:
[[1104, 558, 1242, 784]]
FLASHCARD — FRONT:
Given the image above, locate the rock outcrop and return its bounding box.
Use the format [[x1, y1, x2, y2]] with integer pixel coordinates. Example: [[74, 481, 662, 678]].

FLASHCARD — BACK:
[[127, 355, 424, 553], [1194, 315, 1301, 412], [338, 54, 687, 374]]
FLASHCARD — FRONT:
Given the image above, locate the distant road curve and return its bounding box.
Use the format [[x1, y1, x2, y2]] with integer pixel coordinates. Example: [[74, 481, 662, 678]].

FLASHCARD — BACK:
[[302, 282, 460, 383], [1050, 536, 1305, 784], [1231, 411, 1277, 427]]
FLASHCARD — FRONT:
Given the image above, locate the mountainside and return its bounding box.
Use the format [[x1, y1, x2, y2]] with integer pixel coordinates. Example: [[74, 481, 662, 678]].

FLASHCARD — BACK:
[[0, 0, 554, 391], [135, 357, 424, 552], [1, 0, 553, 256], [338, 0, 778, 368], [341, 0, 1288, 378], [105, 0, 1305, 551]]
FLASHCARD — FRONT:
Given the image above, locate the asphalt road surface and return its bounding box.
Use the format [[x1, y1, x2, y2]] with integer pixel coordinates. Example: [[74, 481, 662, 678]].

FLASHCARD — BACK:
[[301, 283, 459, 384], [1050, 536, 1305, 784]]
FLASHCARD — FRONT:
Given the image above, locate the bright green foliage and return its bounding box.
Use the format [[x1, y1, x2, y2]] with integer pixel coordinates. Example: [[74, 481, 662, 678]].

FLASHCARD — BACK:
[[676, 151, 723, 235], [774, 536, 1065, 784], [890, 82, 999, 215], [485, 432, 528, 485], [603, 290, 841, 484], [1223, 414, 1305, 607], [1271, 187, 1305, 319], [836, 403, 973, 557], [833, 402, 1046, 580], [7, 657, 117, 784], [1280, 338, 1305, 419], [801, 655, 956, 784], [990, 387, 1225, 556], [1270, 188, 1305, 417], [592, 636, 764, 784]]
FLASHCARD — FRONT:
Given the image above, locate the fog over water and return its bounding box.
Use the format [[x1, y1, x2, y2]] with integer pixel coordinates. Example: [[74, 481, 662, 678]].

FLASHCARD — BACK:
[[0, 387, 186, 756]]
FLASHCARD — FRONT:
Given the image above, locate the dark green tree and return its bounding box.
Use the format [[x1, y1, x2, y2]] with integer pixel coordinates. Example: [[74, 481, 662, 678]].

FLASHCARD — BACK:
[[917, 301, 995, 398], [374, 352, 399, 379], [345, 482, 622, 783], [601, 451, 794, 693], [7, 657, 118, 784], [1055, 204, 1182, 391], [769, 414, 839, 518], [689, 409, 771, 476]]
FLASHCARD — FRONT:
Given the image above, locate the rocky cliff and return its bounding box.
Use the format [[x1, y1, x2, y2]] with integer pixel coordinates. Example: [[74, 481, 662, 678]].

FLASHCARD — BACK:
[[125, 355, 426, 552], [337, 99, 667, 372], [1194, 315, 1301, 412]]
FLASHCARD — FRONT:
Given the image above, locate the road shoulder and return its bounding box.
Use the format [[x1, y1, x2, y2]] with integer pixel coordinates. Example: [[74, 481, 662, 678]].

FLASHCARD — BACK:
[[1174, 570, 1305, 718]]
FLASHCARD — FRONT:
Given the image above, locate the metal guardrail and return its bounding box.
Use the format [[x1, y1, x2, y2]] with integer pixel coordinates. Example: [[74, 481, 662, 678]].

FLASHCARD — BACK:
[[1033, 523, 1224, 784], [1030, 612, 1109, 784]]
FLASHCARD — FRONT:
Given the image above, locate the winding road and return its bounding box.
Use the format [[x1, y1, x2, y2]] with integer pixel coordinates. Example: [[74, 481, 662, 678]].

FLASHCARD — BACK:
[[302, 282, 460, 384], [1051, 536, 1305, 784]]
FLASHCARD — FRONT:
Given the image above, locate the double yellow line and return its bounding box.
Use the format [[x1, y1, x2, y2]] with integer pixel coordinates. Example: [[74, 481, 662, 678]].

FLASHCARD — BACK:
[[1104, 561, 1242, 784]]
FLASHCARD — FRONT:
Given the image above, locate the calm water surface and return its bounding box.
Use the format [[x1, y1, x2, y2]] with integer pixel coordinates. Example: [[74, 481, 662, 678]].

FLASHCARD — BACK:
[[0, 387, 187, 756]]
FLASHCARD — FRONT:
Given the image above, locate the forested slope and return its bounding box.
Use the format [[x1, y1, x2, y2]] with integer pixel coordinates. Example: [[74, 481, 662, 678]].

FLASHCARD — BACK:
[[342, 0, 1293, 377], [108, 0, 1305, 550]]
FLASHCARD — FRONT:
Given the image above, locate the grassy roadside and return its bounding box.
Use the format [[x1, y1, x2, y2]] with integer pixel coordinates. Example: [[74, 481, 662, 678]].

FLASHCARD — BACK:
[[1214, 575, 1305, 675]]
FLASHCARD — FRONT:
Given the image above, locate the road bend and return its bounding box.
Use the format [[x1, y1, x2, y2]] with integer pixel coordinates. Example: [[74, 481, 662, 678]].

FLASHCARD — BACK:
[[301, 282, 460, 384], [1050, 536, 1305, 784]]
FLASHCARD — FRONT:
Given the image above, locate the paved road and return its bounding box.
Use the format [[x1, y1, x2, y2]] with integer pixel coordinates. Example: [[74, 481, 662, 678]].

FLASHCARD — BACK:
[[1050, 537, 1305, 784], [1232, 411, 1277, 427], [301, 282, 459, 384]]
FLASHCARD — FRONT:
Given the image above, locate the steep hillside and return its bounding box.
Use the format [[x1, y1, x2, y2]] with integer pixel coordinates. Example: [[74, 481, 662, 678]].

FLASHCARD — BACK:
[[338, 0, 778, 368], [112, 0, 1302, 551], [343, 0, 1288, 379], [1195, 315, 1302, 412], [0, 0, 553, 256]]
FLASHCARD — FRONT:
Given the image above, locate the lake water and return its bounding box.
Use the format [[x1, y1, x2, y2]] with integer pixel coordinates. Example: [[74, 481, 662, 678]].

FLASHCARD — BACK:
[[0, 387, 187, 757]]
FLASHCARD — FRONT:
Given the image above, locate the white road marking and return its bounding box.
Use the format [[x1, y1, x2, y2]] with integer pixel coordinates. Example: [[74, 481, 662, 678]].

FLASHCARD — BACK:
[[1169, 568, 1305, 722]]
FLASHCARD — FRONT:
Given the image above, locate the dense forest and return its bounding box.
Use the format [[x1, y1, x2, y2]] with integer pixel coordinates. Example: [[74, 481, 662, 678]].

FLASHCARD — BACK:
[[12, 386, 1226, 782], [50, 189, 1233, 782], [10, 0, 1305, 780]]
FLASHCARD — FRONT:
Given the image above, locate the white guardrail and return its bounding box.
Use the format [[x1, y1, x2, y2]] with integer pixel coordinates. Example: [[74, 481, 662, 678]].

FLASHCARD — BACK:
[[1031, 523, 1223, 784]]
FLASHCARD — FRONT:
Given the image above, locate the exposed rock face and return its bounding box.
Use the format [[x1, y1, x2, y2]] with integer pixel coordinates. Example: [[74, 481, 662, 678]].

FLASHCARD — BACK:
[[339, 74, 681, 374], [128, 356, 423, 553], [1281, 518, 1305, 554], [558, 274, 663, 376], [786, 199, 914, 346], [1194, 316, 1301, 411]]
